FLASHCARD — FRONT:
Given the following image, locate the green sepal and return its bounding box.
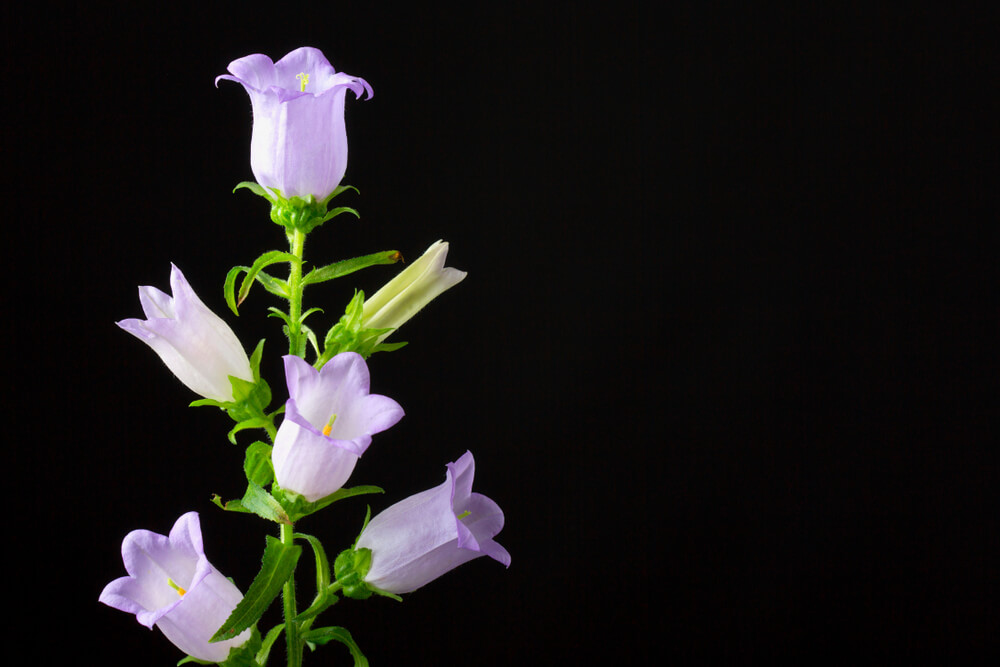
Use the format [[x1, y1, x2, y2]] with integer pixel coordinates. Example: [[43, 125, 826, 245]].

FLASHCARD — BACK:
[[273, 483, 384, 523], [224, 341, 276, 440], [235, 181, 360, 234], [301, 626, 368, 666], [244, 441, 274, 487], [256, 625, 284, 667], [217, 626, 263, 667], [190, 341, 272, 428], [302, 250, 402, 287], [333, 547, 373, 600], [315, 290, 401, 366], [211, 535, 302, 643]]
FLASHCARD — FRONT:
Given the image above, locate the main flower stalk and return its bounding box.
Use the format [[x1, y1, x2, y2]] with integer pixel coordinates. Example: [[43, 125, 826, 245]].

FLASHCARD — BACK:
[[281, 523, 302, 667], [287, 228, 307, 357], [282, 227, 308, 667]]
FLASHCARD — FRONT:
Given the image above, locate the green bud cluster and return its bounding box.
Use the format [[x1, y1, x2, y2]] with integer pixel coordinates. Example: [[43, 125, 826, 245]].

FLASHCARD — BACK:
[[235, 181, 359, 234], [334, 548, 373, 600]]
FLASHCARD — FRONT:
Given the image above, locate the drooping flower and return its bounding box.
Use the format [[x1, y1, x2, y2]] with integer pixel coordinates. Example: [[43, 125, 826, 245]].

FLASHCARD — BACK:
[[272, 353, 403, 501], [217, 46, 372, 201], [117, 264, 253, 402], [362, 240, 466, 344], [354, 451, 510, 594], [99, 512, 251, 663]]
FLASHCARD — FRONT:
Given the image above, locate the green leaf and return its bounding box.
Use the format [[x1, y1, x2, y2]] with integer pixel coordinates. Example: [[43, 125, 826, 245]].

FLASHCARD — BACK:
[[240, 481, 292, 525], [239, 251, 301, 306], [211, 535, 302, 643], [224, 265, 251, 316], [302, 251, 402, 287], [254, 270, 290, 299], [244, 441, 274, 487], [210, 494, 252, 514], [292, 532, 337, 622], [218, 626, 263, 667], [274, 484, 384, 523], [256, 625, 284, 667], [300, 626, 368, 666], [267, 307, 293, 326], [227, 417, 272, 445]]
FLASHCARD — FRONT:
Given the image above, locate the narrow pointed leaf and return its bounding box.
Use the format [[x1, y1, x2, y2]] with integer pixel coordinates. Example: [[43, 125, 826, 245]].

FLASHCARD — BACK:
[[256, 625, 284, 666], [302, 251, 402, 287], [225, 266, 251, 316], [301, 626, 368, 666], [210, 535, 301, 643], [239, 251, 300, 306]]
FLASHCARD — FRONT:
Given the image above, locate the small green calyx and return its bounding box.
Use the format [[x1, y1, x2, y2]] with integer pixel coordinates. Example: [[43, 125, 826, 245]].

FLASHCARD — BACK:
[[333, 547, 373, 600], [234, 182, 359, 234]]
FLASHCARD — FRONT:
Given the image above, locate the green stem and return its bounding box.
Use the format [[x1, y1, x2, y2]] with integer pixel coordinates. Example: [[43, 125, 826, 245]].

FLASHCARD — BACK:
[[281, 523, 302, 667], [286, 228, 307, 357]]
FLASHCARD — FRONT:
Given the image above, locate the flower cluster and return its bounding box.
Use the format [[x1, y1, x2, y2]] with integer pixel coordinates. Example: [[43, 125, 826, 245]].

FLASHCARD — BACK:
[[100, 46, 508, 666]]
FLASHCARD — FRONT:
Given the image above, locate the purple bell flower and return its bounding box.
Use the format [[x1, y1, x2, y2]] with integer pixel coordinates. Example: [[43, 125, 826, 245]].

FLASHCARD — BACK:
[[117, 264, 253, 402], [217, 46, 372, 201], [356, 451, 510, 594], [99, 512, 251, 663], [272, 353, 403, 501]]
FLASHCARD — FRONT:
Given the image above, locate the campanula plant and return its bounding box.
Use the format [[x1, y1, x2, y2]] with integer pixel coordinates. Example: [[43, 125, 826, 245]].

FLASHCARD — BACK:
[[101, 47, 508, 667]]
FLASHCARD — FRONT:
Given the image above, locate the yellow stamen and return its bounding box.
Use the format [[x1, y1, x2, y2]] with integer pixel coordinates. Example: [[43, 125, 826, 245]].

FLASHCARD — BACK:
[[457, 510, 471, 520], [167, 578, 186, 596], [322, 414, 337, 437], [296, 72, 310, 92]]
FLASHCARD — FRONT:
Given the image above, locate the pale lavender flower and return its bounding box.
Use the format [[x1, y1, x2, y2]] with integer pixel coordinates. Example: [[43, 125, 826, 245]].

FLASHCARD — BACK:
[[272, 353, 403, 502], [217, 46, 372, 201], [117, 264, 252, 402], [356, 451, 510, 594], [362, 240, 466, 344], [99, 512, 251, 663]]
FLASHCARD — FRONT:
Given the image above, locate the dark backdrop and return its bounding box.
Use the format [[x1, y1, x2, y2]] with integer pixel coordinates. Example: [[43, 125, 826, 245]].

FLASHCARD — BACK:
[[6, 2, 994, 664]]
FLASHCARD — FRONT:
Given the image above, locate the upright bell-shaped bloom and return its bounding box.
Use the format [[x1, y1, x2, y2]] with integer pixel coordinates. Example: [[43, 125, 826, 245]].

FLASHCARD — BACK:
[[356, 451, 510, 594], [362, 240, 466, 344], [217, 46, 372, 201], [273, 353, 404, 502], [117, 264, 253, 402], [99, 512, 251, 663]]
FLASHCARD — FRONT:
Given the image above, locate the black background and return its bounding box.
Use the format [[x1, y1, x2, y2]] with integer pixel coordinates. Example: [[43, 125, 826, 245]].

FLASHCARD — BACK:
[[6, 2, 995, 664]]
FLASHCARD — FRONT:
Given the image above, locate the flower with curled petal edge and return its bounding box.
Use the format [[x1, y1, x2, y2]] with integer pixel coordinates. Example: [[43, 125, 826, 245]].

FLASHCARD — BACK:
[[272, 353, 404, 502], [99, 512, 252, 663], [218, 46, 372, 232], [335, 451, 510, 597]]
